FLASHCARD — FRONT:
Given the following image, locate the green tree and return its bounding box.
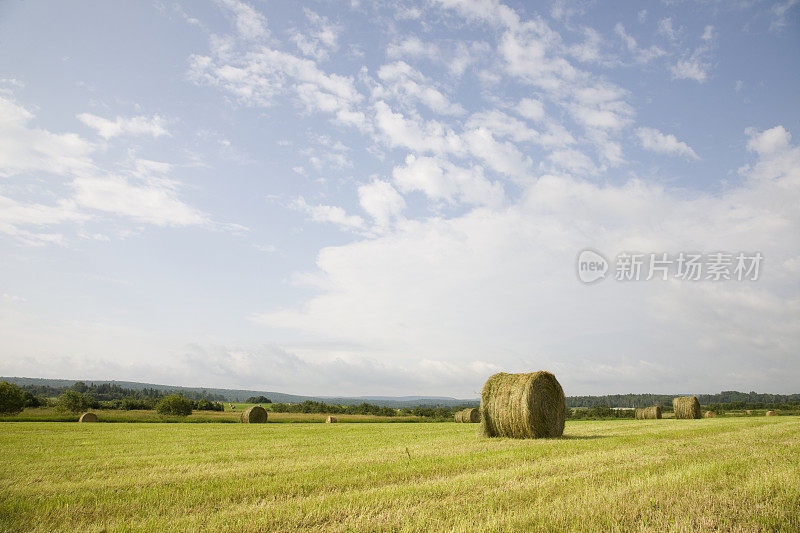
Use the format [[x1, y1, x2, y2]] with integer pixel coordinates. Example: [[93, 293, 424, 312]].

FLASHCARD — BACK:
[[0, 381, 26, 415], [56, 390, 93, 413], [156, 395, 193, 417], [71, 381, 88, 393]]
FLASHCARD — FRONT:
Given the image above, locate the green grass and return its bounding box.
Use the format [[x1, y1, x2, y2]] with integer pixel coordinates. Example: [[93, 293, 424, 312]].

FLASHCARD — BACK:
[[0, 417, 798, 532]]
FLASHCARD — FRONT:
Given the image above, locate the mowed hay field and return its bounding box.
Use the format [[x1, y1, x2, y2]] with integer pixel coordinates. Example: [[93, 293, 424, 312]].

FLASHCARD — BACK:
[[1, 418, 798, 532]]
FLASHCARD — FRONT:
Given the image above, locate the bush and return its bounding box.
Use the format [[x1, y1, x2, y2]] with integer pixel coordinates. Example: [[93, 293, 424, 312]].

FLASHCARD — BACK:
[[23, 391, 43, 408], [194, 399, 224, 411], [246, 396, 272, 404], [0, 381, 26, 415], [156, 395, 193, 417], [56, 390, 96, 413]]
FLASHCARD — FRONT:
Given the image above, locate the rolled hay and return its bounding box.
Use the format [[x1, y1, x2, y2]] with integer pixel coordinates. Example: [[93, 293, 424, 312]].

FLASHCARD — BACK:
[[78, 412, 98, 423], [746, 410, 753, 415], [766, 410, 776, 417], [672, 396, 701, 419], [705, 411, 716, 418], [480, 371, 566, 438], [455, 408, 480, 423], [240, 405, 268, 423], [326, 415, 338, 423], [635, 406, 662, 420]]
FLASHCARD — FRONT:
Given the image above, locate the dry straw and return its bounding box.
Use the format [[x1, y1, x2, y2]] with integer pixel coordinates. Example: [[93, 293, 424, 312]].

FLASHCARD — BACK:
[[635, 406, 662, 419], [326, 416, 338, 423], [455, 408, 480, 423], [673, 396, 701, 419], [78, 412, 98, 423], [479, 371, 566, 438], [240, 405, 268, 423], [766, 410, 776, 417], [704, 411, 716, 418]]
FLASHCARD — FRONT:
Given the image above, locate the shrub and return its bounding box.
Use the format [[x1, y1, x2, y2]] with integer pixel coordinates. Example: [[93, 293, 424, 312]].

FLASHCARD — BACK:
[[246, 396, 272, 404], [23, 391, 43, 408], [56, 390, 95, 413], [156, 395, 193, 417], [0, 381, 26, 415]]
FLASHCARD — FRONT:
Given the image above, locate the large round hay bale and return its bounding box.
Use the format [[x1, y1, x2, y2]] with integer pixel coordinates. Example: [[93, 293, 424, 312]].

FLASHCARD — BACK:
[[78, 412, 98, 423], [672, 396, 701, 419], [326, 415, 337, 423], [240, 405, 268, 423], [704, 410, 716, 418], [766, 410, 776, 417], [746, 410, 752, 415], [480, 371, 566, 438], [635, 406, 661, 420]]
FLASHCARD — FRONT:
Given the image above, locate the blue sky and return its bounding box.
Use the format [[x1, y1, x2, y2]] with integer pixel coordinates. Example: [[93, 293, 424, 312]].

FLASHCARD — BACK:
[[0, 0, 798, 397]]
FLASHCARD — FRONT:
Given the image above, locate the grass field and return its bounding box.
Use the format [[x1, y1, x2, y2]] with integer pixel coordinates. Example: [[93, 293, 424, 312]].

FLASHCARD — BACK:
[[1, 417, 798, 532], [0, 406, 427, 423]]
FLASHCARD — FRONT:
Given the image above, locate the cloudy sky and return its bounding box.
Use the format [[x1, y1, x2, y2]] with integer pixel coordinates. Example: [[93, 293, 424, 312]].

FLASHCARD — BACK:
[[0, 0, 798, 398]]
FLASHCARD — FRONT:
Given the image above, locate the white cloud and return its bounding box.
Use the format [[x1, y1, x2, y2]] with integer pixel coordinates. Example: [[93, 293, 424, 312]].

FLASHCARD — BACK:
[[0, 95, 212, 241], [258, 126, 800, 395], [0, 96, 93, 177], [293, 196, 364, 230], [76, 113, 169, 139], [375, 61, 465, 116], [373, 101, 465, 155], [290, 8, 341, 61], [71, 174, 207, 227], [516, 97, 545, 122], [357, 180, 406, 226], [657, 18, 677, 41], [216, 0, 269, 40], [636, 127, 699, 159], [392, 154, 504, 207], [387, 36, 440, 61]]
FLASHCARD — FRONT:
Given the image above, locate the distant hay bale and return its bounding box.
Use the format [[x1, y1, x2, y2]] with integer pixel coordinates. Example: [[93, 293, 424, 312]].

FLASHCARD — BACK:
[[240, 405, 268, 423], [766, 410, 776, 417], [635, 406, 662, 420], [704, 411, 716, 418], [455, 408, 480, 423], [326, 416, 338, 423], [78, 412, 98, 423], [480, 371, 566, 439], [672, 396, 701, 419], [746, 410, 753, 415]]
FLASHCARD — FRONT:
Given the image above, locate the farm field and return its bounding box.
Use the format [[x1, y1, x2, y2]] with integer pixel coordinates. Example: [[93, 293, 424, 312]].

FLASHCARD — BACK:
[[1, 417, 798, 532], [0, 406, 426, 424]]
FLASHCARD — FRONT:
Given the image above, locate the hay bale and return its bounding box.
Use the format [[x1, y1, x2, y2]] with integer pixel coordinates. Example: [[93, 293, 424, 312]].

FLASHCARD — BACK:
[[746, 410, 752, 415], [704, 410, 716, 418], [479, 371, 566, 438], [455, 408, 479, 423], [766, 410, 776, 417], [635, 406, 661, 419], [326, 415, 337, 423], [240, 405, 268, 423], [672, 396, 701, 419], [463, 407, 480, 423], [78, 412, 98, 423]]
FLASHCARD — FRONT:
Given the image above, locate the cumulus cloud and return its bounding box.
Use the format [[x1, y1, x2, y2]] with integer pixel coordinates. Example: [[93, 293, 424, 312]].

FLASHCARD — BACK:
[[636, 127, 699, 159], [258, 126, 800, 395], [357, 180, 406, 226]]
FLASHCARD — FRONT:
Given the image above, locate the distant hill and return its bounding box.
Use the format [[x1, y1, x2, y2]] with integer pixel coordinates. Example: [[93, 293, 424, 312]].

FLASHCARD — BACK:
[[0, 377, 478, 407], [3, 377, 798, 409]]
